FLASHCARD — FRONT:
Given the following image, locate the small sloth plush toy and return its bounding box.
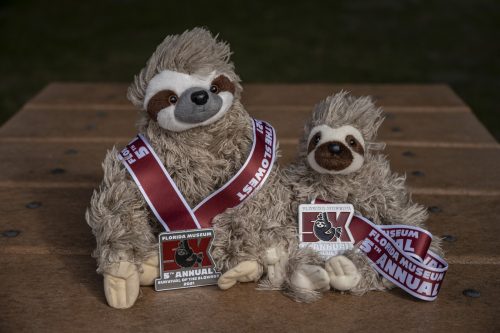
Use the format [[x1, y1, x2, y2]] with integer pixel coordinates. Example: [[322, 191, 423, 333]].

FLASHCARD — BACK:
[[86, 28, 303, 308], [283, 92, 443, 296]]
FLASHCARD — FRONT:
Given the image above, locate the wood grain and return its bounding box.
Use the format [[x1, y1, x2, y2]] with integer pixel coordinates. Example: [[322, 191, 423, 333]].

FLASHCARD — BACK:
[[0, 142, 499, 192], [0, 105, 496, 145], [0, 255, 498, 332], [1, 83, 499, 332], [1, 188, 498, 265], [27, 83, 467, 109]]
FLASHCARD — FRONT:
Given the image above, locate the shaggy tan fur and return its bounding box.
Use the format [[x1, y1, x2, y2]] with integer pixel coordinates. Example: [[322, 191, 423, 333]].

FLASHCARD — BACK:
[[85, 28, 305, 306], [283, 92, 444, 296]]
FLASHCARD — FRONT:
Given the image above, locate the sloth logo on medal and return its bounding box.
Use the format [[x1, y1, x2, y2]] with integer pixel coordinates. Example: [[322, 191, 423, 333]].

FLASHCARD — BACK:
[[175, 240, 204, 268], [298, 204, 355, 258], [313, 212, 343, 241], [155, 229, 221, 291]]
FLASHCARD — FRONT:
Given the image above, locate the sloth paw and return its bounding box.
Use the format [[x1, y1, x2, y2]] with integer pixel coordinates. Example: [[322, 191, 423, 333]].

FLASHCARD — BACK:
[[291, 264, 330, 292], [264, 247, 288, 288], [218, 260, 263, 290], [326, 255, 361, 291], [140, 254, 160, 286], [103, 261, 140, 309]]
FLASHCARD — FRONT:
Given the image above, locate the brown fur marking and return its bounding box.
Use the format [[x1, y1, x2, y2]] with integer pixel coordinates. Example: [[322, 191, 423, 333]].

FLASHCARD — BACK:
[[308, 132, 321, 154], [211, 75, 235, 94], [147, 90, 177, 121], [314, 141, 353, 171], [345, 135, 365, 156]]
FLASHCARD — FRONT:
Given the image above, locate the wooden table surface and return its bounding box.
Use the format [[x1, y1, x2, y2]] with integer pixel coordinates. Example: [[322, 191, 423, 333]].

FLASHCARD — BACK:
[[1, 83, 499, 332]]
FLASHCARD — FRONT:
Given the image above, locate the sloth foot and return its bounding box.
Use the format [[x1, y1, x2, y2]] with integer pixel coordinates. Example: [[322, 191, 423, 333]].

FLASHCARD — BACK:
[[103, 261, 140, 309], [140, 254, 160, 286], [218, 260, 263, 290], [291, 264, 330, 292], [326, 255, 361, 291], [264, 247, 288, 288]]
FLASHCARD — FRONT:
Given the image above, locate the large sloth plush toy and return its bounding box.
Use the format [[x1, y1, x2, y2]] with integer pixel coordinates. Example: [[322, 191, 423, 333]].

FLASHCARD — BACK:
[[283, 92, 444, 296], [86, 28, 325, 308]]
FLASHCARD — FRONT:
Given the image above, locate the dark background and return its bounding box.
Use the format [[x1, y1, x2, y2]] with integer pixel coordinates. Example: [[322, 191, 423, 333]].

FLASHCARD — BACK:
[[1, 0, 499, 139]]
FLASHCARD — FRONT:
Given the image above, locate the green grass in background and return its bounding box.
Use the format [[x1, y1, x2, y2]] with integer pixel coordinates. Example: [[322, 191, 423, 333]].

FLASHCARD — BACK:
[[0, 0, 499, 139]]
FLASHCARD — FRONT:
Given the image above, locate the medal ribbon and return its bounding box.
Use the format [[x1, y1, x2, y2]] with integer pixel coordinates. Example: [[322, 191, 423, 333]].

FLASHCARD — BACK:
[[119, 119, 276, 232], [313, 198, 448, 301]]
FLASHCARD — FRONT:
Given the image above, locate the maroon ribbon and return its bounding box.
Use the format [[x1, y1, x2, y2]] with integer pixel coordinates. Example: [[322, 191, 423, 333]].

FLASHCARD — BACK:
[[312, 198, 448, 301], [119, 119, 276, 231]]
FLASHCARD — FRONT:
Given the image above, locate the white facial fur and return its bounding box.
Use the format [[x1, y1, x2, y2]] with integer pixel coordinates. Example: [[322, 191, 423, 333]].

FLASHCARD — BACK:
[[143, 70, 234, 132], [307, 124, 366, 175]]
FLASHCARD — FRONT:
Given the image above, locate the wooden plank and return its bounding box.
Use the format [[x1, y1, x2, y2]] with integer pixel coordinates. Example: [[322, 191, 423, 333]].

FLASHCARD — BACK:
[[0, 142, 499, 193], [27, 83, 467, 109], [0, 107, 138, 139], [281, 145, 500, 194], [1, 188, 498, 264], [0, 107, 137, 139], [380, 111, 497, 145], [242, 84, 467, 109], [0, 255, 498, 332], [414, 194, 500, 264], [28, 83, 131, 109], [0, 83, 497, 331], [0, 106, 496, 145], [0, 187, 95, 255]]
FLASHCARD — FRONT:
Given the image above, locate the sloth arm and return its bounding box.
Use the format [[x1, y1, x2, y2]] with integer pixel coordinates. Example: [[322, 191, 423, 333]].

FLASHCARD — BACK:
[[85, 147, 157, 274], [376, 172, 428, 228], [368, 167, 444, 256]]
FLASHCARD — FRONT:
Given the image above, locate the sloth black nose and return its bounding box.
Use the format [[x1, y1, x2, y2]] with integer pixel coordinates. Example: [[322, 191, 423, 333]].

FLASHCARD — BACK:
[[191, 90, 209, 105], [328, 143, 343, 155]]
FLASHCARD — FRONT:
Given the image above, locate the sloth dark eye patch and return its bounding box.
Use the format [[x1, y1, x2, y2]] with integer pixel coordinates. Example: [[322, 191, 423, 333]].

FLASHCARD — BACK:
[[147, 89, 177, 121], [345, 135, 364, 156], [211, 75, 235, 94], [308, 132, 322, 154]]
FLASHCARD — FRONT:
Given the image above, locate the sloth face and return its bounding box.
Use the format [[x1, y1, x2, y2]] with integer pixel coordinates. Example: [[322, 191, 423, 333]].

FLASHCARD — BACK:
[[143, 70, 235, 132], [306, 124, 365, 175]]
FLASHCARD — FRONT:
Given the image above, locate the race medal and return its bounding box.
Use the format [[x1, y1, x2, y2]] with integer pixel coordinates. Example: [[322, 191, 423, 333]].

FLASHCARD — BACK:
[[299, 199, 448, 301], [155, 229, 221, 290], [298, 203, 355, 258], [119, 118, 276, 291]]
